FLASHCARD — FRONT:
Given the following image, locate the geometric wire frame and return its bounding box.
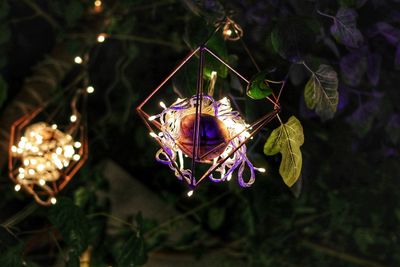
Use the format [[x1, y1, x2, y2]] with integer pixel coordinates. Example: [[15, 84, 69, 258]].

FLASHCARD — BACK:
[[137, 45, 280, 194], [8, 91, 88, 206]]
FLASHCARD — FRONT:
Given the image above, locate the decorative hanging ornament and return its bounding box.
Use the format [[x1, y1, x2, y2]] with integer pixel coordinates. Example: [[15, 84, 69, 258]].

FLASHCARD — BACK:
[[9, 84, 90, 205], [137, 18, 281, 196]]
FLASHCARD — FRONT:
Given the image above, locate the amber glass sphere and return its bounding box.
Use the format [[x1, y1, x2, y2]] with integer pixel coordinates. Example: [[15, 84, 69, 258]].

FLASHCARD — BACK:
[[177, 113, 229, 161]]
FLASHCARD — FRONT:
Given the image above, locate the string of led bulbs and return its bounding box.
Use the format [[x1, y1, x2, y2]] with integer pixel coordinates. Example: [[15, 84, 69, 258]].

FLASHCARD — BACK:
[[137, 16, 286, 197]]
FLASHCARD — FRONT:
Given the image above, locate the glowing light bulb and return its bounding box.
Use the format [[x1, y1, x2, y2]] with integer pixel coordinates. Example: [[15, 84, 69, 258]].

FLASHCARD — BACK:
[[86, 86, 94, 94], [73, 154, 81, 161], [37, 164, 44, 171], [187, 190, 194, 197], [226, 29, 232, 36], [227, 173, 232, 181], [39, 179, 46, 186], [74, 142, 82, 148], [159, 101, 167, 109], [28, 169, 35, 175], [94, 0, 102, 7], [97, 34, 106, 43], [11, 146, 17, 153], [14, 184, 21, 192], [52, 124, 58, 129], [50, 197, 57, 205], [149, 132, 157, 138], [70, 115, 77, 122], [256, 167, 266, 173], [74, 56, 83, 64], [56, 147, 63, 155]]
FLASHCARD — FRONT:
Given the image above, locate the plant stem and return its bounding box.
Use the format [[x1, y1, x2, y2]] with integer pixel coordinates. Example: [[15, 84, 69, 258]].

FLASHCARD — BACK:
[[1, 202, 38, 228], [145, 191, 229, 237], [22, 0, 60, 29], [301, 240, 389, 267], [316, 9, 335, 21]]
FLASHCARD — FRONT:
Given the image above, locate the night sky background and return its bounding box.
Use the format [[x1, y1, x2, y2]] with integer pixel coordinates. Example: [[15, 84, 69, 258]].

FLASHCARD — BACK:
[[0, 0, 399, 266]]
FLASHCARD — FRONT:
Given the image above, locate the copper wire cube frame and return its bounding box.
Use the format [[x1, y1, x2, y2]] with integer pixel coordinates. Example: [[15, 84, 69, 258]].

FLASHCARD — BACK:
[[137, 45, 279, 193], [9, 106, 88, 206]]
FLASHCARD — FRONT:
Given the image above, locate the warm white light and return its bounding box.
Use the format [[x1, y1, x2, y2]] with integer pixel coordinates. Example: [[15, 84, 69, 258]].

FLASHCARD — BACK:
[[257, 167, 266, 173], [70, 115, 77, 122], [11, 146, 17, 153], [86, 86, 94, 94], [94, 0, 102, 7], [226, 29, 232, 36], [14, 184, 21, 192], [149, 132, 157, 138], [148, 115, 157, 121], [227, 174, 232, 181], [50, 197, 57, 205], [56, 147, 63, 155], [74, 56, 83, 64], [11, 122, 79, 187], [74, 142, 82, 148], [97, 34, 106, 43], [37, 164, 44, 171], [159, 101, 167, 109], [187, 190, 194, 197]]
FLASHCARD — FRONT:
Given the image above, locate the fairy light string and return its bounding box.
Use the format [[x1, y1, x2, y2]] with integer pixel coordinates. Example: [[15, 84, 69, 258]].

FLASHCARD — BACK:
[[8, 25, 102, 205], [137, 16, 286, 197]]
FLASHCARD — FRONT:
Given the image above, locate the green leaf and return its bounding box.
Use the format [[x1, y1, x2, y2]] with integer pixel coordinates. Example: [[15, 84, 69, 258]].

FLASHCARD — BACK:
[[304, 64, 339, 121], [0, 24, 10, 45], [271, 17, 320, 62], [0, 244, 24, 267], [204, 34, 228, 79], [207, 207, 225, 230], [246, 71, 273, 99], [65, 0, 84, 27], [117, 234, 147, 267], [264, 116, 304, 187], [48, 197, 89, 254], [0, 76, 7, 108], [0, 0, 10, 19]]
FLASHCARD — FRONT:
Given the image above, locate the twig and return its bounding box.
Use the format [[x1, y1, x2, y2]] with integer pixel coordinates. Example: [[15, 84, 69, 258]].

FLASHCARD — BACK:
[[22, 0, 60, 29], [1, 202, 38, 228], [301, 240, 389, 267], [145, 191, 229, 237]]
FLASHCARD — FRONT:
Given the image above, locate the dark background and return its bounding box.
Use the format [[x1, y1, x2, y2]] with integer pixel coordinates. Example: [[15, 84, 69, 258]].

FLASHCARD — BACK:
[[0, 0, 399, 266]]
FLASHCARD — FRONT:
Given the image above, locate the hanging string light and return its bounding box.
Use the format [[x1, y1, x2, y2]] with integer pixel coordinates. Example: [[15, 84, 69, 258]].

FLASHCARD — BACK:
[[137, 18, 281, 196], [8, 54, 93, 206]]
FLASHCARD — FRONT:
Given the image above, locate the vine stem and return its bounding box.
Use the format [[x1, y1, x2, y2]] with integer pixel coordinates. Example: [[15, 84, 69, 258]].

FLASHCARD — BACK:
[[22, 0, 60, 29], [301, 240, 389, 267], [301, 61, 315, 75], [67, 33, 185, 50], [316, 9, 336, 21], [1, 202, 38, 228], [144, 191, 229, 237]]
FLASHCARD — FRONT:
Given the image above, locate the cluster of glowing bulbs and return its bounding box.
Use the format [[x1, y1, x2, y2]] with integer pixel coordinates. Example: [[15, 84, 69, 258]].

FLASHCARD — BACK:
[[11, 122, 82, 204], [148, 95, 266, 197]]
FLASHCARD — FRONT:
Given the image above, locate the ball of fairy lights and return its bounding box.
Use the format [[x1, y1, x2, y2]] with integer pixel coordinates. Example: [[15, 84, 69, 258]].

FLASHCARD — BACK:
[[11, 122, 82, 188], [148, 95, 265, 189]]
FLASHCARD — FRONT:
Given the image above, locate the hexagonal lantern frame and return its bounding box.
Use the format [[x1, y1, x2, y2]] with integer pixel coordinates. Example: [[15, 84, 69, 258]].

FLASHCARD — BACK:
[[8, 94, 88, 206], [137, 45, 281, 193]]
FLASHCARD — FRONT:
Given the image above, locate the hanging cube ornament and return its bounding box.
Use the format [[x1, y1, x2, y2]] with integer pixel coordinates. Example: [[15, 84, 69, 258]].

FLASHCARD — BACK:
[[9, 90, 88, 206], [137, 44, 279, 196]]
